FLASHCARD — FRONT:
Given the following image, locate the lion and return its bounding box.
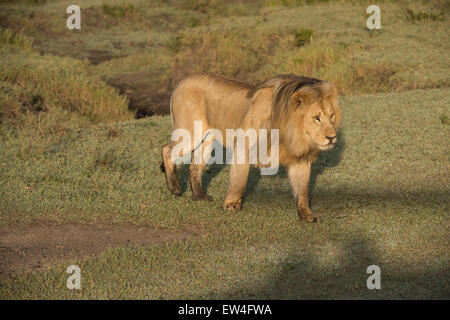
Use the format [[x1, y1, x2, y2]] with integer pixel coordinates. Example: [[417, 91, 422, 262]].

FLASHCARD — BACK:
[[160, 73, 341, 222]]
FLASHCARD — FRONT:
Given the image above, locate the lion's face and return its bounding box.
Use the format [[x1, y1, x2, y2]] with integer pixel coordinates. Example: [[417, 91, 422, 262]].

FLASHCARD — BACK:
[[303, 99, 340, 151], [268, 78, 341, 162], [280, 87, 341, 161]]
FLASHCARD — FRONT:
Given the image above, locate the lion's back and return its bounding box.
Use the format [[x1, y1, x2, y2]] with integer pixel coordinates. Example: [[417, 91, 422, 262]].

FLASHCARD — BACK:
[[170, 74, 253, 131]]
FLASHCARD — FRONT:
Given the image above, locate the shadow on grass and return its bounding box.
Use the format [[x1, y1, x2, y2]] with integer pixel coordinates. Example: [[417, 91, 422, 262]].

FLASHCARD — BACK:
[[176, 147, 229, 197], [310, 128, 346, 191], [175, 150, 228, 196], [210, 231, 449, 299], [311, 187, 450, 209], [178, 164, 190, 194], [247, 185, 450, 219]]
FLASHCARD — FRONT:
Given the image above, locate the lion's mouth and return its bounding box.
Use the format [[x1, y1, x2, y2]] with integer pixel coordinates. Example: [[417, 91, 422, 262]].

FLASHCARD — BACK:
[[319, 143, 335, 151]]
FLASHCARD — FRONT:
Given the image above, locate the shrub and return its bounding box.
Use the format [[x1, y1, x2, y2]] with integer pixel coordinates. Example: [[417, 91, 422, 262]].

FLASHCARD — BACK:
[[102, 2, 135, 18], [293, 28, 314, 47]]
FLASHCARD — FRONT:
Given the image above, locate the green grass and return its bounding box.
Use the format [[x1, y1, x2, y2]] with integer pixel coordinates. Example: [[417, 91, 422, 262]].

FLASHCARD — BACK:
[[102, 2, 135, 18], [1, 88, 449, 299], [406, 8, 445, 22]]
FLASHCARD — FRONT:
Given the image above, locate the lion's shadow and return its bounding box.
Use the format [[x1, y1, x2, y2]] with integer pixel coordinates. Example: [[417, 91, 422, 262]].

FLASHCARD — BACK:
[[309, 128, 346, 192]]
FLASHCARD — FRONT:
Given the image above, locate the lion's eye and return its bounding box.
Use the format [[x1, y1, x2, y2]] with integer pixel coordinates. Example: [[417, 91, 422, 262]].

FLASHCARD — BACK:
[[331, 114, 335, 120], [313, 116, 320, 122]]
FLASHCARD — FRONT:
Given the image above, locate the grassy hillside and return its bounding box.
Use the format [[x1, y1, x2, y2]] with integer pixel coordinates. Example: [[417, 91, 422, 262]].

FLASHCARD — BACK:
[[1, 88, 449, 299], [0, 28, 134, 131], [1, 0, 449, 116]]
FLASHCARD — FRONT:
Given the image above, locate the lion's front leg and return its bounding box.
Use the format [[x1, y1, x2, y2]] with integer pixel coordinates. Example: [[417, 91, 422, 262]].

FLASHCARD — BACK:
[[288, 162, 320, 222], [222, 163, 250, 211]]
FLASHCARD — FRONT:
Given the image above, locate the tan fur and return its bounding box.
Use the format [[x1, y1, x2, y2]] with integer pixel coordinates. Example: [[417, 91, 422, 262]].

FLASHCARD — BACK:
[[161, 73, 341, 221]]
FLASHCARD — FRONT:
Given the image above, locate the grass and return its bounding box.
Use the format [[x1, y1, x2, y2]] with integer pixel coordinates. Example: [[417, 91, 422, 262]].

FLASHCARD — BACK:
[[406, 8, 444, 22], [0, 0, 449, 300], [102, 2, 135, 18], [0, 88, 449, 299]]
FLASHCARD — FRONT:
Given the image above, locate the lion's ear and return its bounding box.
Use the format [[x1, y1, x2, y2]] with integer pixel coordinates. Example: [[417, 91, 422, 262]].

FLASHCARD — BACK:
[[291, 91, 304, 107], [291, 87, 316, 107]]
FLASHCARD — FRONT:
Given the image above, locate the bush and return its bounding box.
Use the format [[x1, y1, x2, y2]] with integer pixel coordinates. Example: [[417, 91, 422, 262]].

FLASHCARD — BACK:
[[293, 28, 314, 47]]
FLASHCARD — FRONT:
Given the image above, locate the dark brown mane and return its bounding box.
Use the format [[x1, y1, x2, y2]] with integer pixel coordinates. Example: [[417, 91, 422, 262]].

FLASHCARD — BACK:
[[247, 74, 321, 98], [248, 74, 324, 125]]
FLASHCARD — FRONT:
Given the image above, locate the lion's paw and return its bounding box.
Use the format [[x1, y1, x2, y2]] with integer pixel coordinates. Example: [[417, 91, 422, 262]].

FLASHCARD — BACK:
[[169, 185, 182, 197], [298, 211, 321, 223], [222, 199, 242, 211]]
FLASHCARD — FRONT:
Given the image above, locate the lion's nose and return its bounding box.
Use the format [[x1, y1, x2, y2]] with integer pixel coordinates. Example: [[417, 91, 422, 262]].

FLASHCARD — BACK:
[[326, 135, 336, 143]]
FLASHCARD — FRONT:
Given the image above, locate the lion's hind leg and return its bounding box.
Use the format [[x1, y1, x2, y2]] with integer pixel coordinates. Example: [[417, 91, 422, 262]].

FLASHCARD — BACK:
[[189, 138, 214, 201], [189, 163, 212, 201], [161, 142, 182, 196]]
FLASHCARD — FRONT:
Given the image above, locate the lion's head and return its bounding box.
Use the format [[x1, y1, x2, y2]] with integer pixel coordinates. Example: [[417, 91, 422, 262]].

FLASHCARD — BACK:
[[256, 75, 341, 161], [290, 81, 341, 151]]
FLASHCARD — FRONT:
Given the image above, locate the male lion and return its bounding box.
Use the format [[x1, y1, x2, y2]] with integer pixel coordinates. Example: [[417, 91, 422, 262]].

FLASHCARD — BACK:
[[160, 73, 341, 222]]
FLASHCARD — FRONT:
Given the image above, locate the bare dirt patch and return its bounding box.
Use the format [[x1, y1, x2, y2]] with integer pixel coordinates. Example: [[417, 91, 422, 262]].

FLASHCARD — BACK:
[[106, 72, 171, 117], [0, 223, 198, 276]]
